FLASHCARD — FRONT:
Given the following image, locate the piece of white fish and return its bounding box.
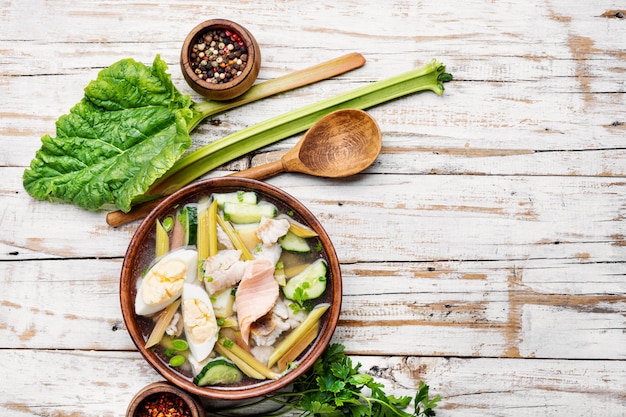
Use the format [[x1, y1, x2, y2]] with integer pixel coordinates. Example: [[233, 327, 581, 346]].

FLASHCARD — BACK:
[[202, 249, 246, 295]]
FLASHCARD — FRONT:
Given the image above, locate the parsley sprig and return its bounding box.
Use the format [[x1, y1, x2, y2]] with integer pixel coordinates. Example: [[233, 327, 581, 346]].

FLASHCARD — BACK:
[[217, 343, 440, 417]]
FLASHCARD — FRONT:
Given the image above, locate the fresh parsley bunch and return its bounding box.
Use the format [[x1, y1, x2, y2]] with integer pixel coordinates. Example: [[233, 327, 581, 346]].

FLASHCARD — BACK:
[[270, 343, 440, 417]]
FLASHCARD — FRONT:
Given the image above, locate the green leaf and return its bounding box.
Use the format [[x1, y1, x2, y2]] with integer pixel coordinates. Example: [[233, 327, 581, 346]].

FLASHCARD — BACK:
[[347, 404, 370, 417], [318, 375, 346, 393], [23, 55, 195, 212], [386, 394, 412, 409], [306, 400, 337, 414], [414, 381, 441, 416], [331, 358, 355, 380], [349, 373, 374, 386]]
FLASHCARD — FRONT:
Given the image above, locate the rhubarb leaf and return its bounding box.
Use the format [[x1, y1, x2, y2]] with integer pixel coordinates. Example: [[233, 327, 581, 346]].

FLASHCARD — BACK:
[[23, 55, 195, 212]]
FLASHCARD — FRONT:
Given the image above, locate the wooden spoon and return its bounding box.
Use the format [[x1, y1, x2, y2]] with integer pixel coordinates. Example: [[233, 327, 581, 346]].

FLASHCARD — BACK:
[[230, 109, 381, 181]]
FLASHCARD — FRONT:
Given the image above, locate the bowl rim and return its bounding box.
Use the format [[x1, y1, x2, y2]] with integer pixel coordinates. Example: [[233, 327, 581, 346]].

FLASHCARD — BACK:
[[126, 381, 204, 417], [180, 18, 260, 95], [120, 177, 342, 400]]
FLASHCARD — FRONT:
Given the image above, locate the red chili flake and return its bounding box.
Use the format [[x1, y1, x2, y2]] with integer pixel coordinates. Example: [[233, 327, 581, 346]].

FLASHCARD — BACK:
[[135, 392, 192, 417]]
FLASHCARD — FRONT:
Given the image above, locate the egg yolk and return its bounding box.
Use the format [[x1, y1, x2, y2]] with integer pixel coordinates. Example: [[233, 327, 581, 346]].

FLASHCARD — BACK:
[[182, 298, 217, 343], [141, 259, 187, 306]]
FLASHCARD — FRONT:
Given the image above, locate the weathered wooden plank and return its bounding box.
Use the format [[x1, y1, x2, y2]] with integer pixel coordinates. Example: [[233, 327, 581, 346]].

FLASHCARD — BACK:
[[1, 258, 131, 351], [3, 0, 625, 49], [3, 170, 626, 262], [338, 260, 626, 360], [4, 62, 623, 175], [3, 258, 623, 359], [268, 173, 626, 263], [2, 349, 624, 417]]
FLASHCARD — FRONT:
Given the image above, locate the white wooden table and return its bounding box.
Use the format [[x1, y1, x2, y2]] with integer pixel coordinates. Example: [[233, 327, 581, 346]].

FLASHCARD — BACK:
[[2, 1, 625, 416]]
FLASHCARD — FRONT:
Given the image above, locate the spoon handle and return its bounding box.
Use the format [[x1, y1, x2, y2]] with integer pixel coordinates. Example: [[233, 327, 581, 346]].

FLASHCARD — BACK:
[[239, 52, 366, 101], [105, 197, 165, 228], [228, 159, 285, 181]]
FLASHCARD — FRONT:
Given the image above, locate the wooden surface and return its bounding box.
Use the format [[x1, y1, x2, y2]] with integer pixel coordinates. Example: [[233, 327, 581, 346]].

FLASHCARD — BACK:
[[2, 0, 625, 416]]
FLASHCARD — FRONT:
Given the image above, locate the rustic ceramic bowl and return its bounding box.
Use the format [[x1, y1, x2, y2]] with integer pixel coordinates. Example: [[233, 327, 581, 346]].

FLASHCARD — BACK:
[[120, 177, 342, 401], [181, 19, 261, 100], [126, 381, 205, 417]]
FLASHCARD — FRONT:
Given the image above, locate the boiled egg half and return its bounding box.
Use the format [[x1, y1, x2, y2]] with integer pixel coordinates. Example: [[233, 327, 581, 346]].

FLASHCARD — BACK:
[[182, 283, 219, 363], [135, 249, 198, 316]]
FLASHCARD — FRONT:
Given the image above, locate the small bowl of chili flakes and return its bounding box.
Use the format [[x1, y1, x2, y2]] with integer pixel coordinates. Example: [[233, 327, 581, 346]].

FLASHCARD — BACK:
[[127, 381, 205, 417], [180, 19, 261, 100]]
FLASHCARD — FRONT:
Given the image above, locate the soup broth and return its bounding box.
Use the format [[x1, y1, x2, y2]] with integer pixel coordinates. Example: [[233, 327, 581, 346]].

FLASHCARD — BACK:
[[133, 188, 332, 388]]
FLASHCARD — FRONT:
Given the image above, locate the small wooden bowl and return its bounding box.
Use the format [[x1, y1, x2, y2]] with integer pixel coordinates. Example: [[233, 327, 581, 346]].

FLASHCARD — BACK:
[[181, 19, 261, 100], [126, 382, 205, 417], [120, 177, 342, 401]]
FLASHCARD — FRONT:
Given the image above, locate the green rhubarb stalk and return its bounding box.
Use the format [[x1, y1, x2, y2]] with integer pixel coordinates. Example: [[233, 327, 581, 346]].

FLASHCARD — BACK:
[[105, 59, 450, 226], [150, 59, 451, 196]]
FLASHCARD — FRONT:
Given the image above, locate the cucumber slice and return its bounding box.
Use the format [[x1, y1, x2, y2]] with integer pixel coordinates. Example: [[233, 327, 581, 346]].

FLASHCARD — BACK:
[[194, 358, 243, 386], [213, 191, 258, 208], [283, 259, 328, 302], [279, 231, 311, 253], [223, 201, 277, 224]]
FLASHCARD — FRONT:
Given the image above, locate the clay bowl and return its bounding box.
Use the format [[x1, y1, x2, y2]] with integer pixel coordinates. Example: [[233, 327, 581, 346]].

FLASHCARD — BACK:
[[120, 177, 342, 401], [181, 19, 261, 100], [126, 381, 205, 417]]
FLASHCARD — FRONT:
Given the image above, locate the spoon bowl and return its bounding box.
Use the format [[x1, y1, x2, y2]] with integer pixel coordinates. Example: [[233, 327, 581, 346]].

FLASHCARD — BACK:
[[231, 109, 382, 180]]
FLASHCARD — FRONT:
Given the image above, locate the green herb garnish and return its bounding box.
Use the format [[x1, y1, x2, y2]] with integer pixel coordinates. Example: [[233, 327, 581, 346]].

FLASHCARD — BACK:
[[169, 355, 186, 367], [219, 343, 440, 416], [296, 344, 441, 416], [162, 216, 174, 232], [171, 339, 189, 351]]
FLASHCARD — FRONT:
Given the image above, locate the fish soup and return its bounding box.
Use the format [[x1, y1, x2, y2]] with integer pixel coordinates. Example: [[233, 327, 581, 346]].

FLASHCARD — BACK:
[[133, 188, 333, 388]]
